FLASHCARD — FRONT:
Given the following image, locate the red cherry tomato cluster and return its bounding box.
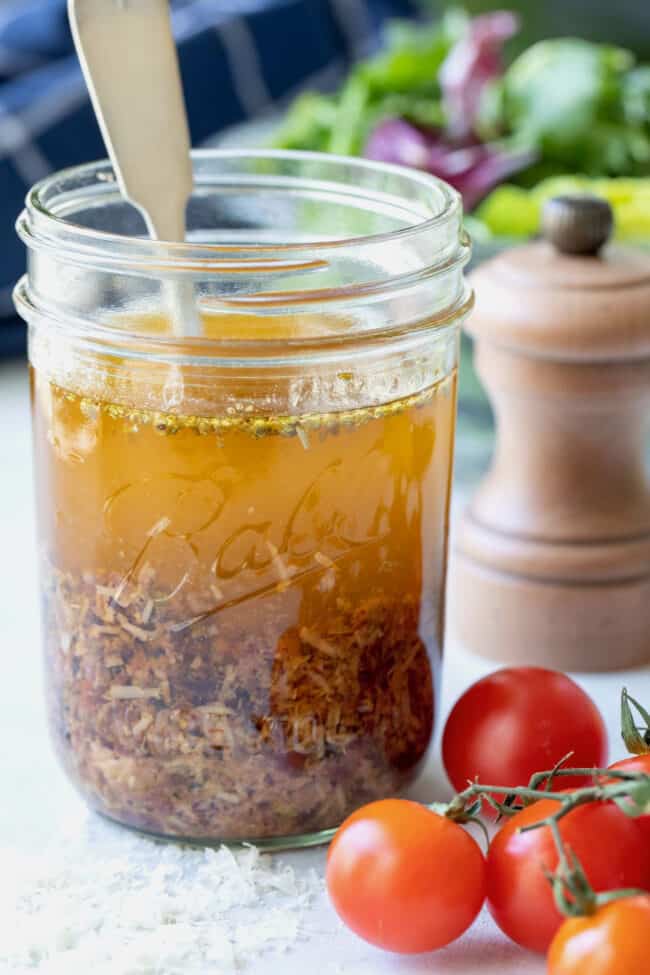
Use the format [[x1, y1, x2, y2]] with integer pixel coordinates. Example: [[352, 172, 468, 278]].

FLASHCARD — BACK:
[[325, 668, 650, 975]]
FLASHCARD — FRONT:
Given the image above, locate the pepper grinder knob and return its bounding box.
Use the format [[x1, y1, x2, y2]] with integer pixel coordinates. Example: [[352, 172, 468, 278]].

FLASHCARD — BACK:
[[542, 195, 614, 256]]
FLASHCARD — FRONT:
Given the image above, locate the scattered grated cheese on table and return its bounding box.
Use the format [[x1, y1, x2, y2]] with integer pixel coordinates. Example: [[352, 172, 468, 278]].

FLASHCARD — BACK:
[[0, 813, 323, 973]]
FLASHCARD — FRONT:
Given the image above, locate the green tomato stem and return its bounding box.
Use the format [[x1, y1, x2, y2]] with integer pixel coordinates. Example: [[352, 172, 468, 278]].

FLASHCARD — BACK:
[[442, 762, 650, 921], [621, 687, 650, 755]]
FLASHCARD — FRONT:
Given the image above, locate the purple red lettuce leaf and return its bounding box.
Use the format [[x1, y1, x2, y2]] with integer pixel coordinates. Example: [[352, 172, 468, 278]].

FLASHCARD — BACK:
[[365, 117, 535, 210], [439, 10, 519, 140]]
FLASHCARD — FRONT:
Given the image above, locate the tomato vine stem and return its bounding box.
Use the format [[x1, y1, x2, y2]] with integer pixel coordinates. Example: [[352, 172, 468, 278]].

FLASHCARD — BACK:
[[444, 766, 650, 820], [442, 763, 650, 919]]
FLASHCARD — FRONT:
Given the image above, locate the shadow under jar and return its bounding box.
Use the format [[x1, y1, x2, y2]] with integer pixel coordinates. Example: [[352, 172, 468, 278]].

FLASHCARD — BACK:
[[15, 150, 472, 847]]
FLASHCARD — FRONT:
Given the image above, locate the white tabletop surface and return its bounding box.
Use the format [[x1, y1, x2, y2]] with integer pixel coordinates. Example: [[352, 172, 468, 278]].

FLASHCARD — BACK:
[[2, 358, 649, 974]]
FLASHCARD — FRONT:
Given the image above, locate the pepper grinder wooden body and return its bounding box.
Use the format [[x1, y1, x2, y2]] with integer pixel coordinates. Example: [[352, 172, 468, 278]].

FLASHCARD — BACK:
[[452, 196, 650, 671]]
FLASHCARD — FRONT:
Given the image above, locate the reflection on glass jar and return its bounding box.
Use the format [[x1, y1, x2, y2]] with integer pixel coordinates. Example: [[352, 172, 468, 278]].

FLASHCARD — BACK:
[[17, 152, 471, 846]]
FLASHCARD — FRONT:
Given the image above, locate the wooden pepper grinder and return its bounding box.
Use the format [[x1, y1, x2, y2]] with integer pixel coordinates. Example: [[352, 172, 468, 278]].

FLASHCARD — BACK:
[[452, 195, 650, 671]]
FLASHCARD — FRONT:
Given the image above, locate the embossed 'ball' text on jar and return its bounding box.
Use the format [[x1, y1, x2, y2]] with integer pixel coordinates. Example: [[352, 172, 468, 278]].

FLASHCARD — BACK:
[[15, 151, 471, 847]]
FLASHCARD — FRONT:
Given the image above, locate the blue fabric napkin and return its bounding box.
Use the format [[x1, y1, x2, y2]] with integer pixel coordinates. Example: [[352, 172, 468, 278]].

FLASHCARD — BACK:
[[0, 0, 418, 357]]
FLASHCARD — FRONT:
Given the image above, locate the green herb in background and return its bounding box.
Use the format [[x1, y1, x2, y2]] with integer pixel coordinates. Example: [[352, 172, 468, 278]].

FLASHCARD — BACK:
[[273, 92, 338, 153], [275, 8, 650, 242], [275, 12, 464, 156], [625, 67, 650, 129], [479, 39, 650, 177]]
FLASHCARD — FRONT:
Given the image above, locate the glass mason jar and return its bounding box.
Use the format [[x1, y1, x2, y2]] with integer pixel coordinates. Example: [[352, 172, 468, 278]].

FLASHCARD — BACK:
[[15, 150, 471, 847]]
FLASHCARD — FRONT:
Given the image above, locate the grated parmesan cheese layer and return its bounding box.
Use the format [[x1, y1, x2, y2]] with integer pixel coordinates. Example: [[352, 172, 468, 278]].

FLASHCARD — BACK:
[[0, 813, 324, 974]]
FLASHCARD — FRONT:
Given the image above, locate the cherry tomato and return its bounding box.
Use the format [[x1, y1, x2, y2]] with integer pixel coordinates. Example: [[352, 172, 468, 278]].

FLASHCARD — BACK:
[[486, 798, 650, 953], [326, 799, 486, 954], [442, 667, 608, 800], [548, 895, 650, 975], [608, 753, 650, 844]]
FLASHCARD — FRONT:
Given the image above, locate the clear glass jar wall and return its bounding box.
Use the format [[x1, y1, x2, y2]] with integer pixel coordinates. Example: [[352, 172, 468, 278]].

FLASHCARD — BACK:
[[16, 151, 471, 846]]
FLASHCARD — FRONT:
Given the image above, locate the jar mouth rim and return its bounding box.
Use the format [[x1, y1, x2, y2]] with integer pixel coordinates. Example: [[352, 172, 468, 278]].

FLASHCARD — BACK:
[[20, 148, 462, 263], [17, 149, 471, 355]]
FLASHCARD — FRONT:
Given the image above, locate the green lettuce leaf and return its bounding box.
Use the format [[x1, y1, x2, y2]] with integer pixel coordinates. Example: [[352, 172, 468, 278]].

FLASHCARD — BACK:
[[479, 39, 650, 176]]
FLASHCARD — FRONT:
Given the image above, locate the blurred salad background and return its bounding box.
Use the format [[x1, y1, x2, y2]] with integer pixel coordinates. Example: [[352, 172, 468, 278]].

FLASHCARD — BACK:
[[270, 4, 650, 475], [275, 6, 650, 246]]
